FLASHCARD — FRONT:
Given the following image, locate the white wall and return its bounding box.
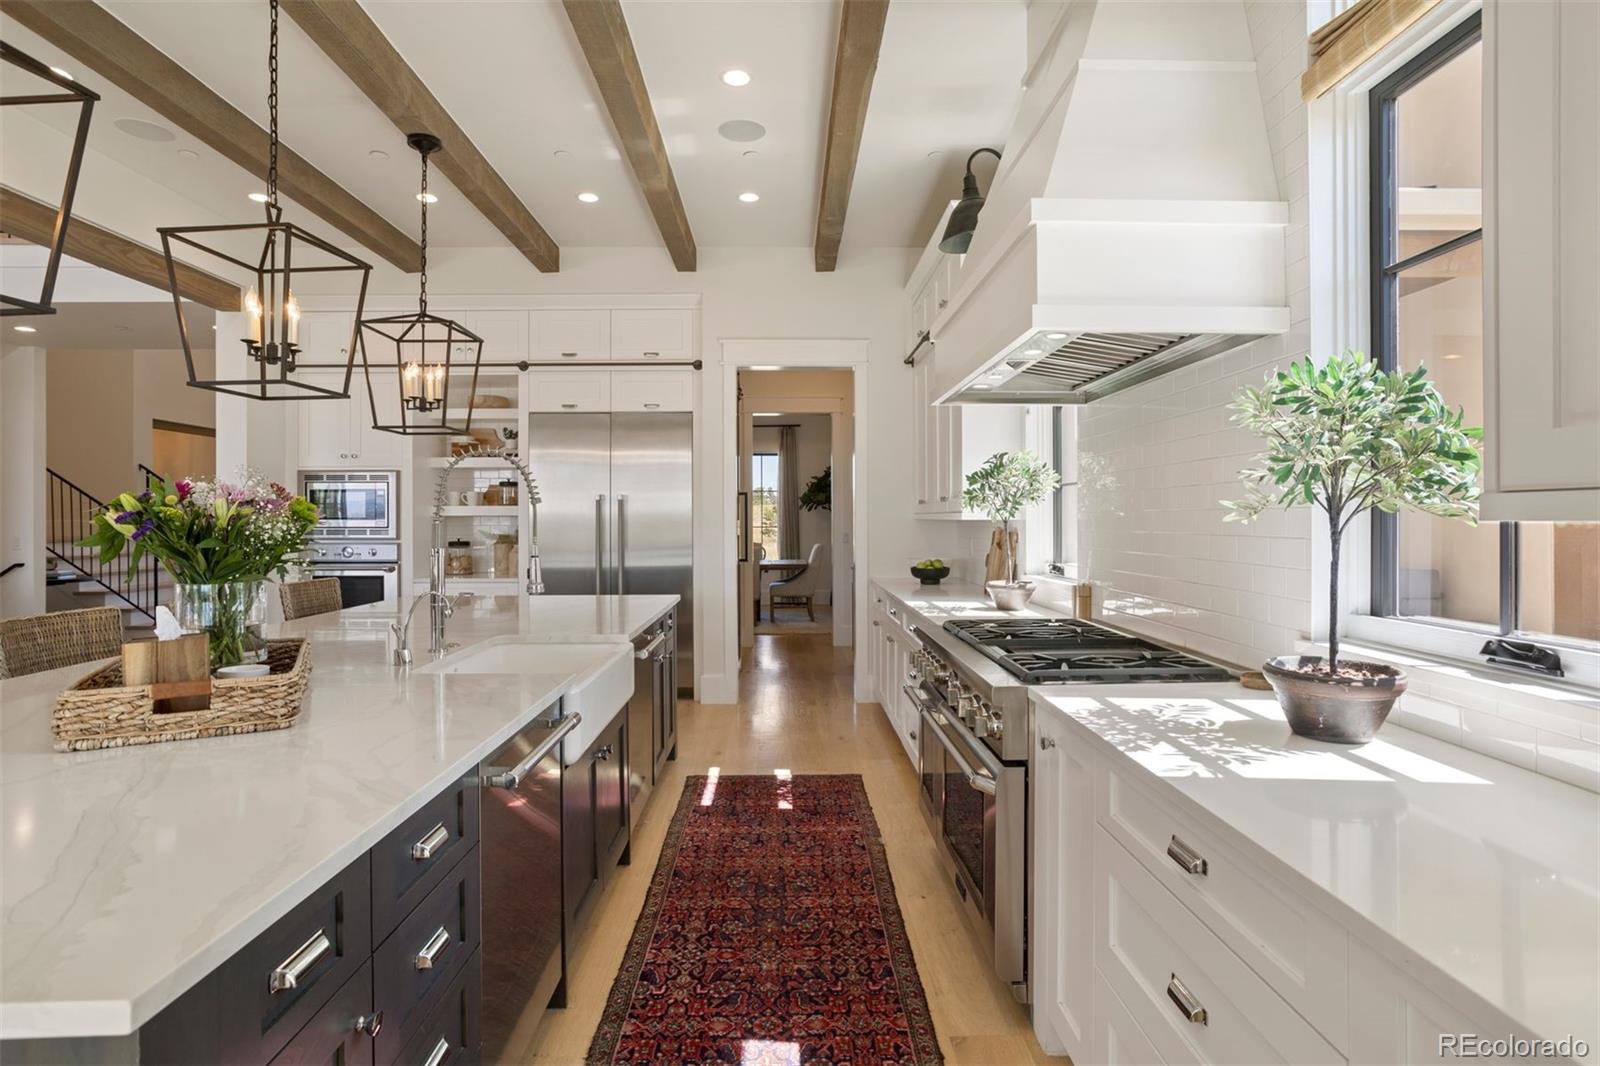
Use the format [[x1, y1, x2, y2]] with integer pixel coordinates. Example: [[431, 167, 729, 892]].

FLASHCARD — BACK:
[[269, 244, 972, 701], [0, 348, 48, 616], [1076, 0, 1314, 669]]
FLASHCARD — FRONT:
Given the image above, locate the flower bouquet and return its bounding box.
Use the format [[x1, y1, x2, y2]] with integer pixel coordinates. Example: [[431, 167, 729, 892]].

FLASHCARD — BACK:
[[82, 472, 320, 669]]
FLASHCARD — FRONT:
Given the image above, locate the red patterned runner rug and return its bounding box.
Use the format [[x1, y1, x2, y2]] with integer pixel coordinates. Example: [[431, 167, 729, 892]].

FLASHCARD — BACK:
[[586, 772, 944, 1065]]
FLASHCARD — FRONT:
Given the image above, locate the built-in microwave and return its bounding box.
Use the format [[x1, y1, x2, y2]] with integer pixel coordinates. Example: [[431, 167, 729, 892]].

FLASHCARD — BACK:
[[299, 471, 399, 539]]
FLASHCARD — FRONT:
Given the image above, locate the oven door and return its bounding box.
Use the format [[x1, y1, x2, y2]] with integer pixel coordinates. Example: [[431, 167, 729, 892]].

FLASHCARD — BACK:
[[927, 709, 998, 913], [907, 686, 945, 824], [309, 566, 398, 609]]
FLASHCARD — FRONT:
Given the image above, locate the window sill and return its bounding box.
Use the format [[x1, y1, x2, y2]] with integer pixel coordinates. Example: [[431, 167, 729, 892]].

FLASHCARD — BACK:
[[1341, 613, 1600, 691]]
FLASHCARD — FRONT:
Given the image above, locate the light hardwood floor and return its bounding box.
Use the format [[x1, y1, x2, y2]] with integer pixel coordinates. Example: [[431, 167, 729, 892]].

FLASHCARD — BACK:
[[527, 633, 1057, 1066]]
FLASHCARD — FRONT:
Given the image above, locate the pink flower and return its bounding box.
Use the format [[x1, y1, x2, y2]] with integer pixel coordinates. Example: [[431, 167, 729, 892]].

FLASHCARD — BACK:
[[175, 479, 192, 501]]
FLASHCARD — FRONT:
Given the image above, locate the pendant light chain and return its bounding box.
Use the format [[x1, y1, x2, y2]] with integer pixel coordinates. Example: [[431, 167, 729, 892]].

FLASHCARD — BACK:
[[266, 0, 280, 209], [418, 147, 429, 316]]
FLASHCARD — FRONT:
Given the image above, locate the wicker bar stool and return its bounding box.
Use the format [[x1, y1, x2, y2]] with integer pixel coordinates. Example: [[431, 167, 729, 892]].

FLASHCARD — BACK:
[[278, 578, 343, 621], [0, 607, 123, 680]]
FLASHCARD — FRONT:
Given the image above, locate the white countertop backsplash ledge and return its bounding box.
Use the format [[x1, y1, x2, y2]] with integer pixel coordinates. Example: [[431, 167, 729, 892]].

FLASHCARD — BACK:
[[0, 593, 677, 1041]]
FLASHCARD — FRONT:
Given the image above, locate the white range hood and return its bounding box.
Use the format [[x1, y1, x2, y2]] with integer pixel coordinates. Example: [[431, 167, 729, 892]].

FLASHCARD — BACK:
[[931, 0, 1291, 405]]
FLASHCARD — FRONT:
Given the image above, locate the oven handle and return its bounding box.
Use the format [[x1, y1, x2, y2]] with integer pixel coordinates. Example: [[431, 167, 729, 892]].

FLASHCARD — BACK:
[[919, 707, 997, 796]]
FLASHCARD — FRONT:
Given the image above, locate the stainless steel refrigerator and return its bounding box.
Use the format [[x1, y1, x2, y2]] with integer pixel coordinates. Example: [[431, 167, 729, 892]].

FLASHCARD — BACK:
[[525, 412, 694, 691]]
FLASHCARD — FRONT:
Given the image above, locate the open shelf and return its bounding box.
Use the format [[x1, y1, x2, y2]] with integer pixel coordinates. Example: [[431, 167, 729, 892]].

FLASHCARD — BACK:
[[427, 457, 518, 469], [438, 505, 520, 517], [447, 408, 519, 423]]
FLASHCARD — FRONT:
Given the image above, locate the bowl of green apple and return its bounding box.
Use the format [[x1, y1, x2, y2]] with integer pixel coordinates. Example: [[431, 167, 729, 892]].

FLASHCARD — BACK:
[[910, 558, 950, 585]]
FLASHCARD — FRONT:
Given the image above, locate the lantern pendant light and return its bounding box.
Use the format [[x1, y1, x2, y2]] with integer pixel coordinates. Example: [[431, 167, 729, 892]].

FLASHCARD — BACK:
[[358, 133, 483, 435], [158, 0, 371, 400]]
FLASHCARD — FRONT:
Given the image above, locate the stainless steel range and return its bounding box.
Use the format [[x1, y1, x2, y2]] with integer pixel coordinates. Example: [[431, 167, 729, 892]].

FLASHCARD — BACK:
[[906, 614, 1234, 1004]]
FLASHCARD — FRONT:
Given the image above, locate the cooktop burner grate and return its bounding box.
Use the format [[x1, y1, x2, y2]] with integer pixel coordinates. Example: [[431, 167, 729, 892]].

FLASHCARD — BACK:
[[942, 617, 1234, 684]]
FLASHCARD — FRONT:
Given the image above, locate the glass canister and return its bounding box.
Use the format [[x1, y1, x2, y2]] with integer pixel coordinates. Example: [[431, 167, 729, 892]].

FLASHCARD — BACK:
[[493, 534, 518, 578], [495, 479, 517, 506], [446, 538, 475, 576]]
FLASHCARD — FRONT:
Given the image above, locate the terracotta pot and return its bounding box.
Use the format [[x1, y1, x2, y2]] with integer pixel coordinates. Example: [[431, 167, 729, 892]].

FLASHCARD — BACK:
[[1261, 655, 1407, 744]]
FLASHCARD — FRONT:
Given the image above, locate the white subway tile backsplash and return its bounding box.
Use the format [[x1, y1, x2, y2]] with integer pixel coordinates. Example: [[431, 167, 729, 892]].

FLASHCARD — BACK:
[[1534, 731, 1600, 793], [1460, 708, 1539, 771]]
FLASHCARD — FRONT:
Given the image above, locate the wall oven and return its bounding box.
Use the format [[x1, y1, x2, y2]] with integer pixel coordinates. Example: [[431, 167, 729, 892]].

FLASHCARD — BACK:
[[299, 470, 399, 539], [303, 540, 400, 609]]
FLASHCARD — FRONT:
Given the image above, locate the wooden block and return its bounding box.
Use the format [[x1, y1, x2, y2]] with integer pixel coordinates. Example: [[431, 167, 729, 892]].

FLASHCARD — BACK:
[[123, 635, 211, 712]]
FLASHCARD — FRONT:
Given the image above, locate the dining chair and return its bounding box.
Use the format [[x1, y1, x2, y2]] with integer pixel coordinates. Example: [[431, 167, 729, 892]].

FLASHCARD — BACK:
[[0, 606, 123, 680], [278, 578, 343, 621], [769, 543, 824, 622]]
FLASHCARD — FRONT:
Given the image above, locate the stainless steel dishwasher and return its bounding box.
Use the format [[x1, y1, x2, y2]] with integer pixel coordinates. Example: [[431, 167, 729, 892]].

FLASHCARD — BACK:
[[479, 704, 582, 1063]]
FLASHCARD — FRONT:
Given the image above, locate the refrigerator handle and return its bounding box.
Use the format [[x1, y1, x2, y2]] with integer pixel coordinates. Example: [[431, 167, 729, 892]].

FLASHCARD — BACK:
[[616, 495, 628, 595], [594, 494, 606, 596]]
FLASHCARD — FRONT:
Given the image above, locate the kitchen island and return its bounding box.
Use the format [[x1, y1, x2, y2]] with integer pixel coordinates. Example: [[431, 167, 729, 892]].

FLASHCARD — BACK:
[[0, 593, 676, 1055]]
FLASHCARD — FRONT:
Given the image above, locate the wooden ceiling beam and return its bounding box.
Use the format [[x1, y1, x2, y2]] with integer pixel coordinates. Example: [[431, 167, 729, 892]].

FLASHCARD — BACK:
[[280, 0, 560, 273], [1, 185, 240, 311], [561, 0, 697, 272], [814, 0, 891, 272], [3, 0, 422, 273]]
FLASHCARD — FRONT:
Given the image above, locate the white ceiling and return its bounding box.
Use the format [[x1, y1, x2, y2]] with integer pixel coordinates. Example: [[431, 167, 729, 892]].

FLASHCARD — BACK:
[[1, 0, 1023, 263], [0, 299, 212, 354]]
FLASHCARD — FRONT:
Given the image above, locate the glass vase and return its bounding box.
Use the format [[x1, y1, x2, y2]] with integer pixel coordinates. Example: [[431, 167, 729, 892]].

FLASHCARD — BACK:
[[173, 580, 268, 670]]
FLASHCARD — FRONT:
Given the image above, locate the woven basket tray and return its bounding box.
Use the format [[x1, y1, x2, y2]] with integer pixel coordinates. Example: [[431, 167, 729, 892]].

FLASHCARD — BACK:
[[52, 639, 312, 752]]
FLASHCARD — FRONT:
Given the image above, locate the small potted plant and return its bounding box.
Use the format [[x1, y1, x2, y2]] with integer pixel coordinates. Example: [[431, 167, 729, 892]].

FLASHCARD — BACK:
[[799, 466, 832, 512], [83, 472, 321, 670], [963, 450, 1060, 610], [1224, 351, 1481, 743]]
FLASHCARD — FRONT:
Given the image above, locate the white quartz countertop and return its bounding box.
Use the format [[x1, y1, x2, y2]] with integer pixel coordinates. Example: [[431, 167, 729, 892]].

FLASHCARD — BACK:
[[1032, 684, 1600, 1056], [0, 593, 676, 1041]]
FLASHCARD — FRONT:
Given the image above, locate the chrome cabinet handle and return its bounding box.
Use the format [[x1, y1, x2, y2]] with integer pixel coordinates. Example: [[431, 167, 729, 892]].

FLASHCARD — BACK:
[[414, 926, 450, 970], [355, 1011, 383, 1038], [484, 713, 583, 789], [1166, 974, 1208, 1025], [422, 1036, 452, 1066], [561, 351, 578, 358], [560, 402, 578, 409], [643, 351, 660, 357], [886, 606, 897, 617], [636, 632, 667, 659], [411, 823, 449, 861], [1167, 834, 1208, 876], [592, 744, 613, 762], [1040, 736, 1057, 750], [643, 402, 661, 409], [269, 930, 332, 993]]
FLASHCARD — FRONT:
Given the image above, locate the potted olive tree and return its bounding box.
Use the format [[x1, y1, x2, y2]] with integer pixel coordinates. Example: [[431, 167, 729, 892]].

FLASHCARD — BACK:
[[964, 450, 1060, 610], [1224, 350, 1481, 742]]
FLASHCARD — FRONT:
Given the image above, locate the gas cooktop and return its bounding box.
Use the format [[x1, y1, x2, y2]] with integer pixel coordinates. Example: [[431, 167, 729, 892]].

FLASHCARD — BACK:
[[943, 617, 1234, 684]]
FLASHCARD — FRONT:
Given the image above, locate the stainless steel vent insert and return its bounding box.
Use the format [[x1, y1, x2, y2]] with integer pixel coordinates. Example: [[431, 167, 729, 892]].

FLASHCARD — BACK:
[[1023, 333, 1195, 389]]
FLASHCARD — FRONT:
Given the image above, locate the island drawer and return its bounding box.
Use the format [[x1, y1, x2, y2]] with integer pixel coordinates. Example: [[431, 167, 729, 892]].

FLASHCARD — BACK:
[[394, 948, 481, 1066], [372, 771, 480, 943], [374, 846, 481, 1064], [1093, 827, 1344, 1065], [141, 854, 374, 1065], [1095, 761, 1348, 1050], [268, 960, 376, 1066]]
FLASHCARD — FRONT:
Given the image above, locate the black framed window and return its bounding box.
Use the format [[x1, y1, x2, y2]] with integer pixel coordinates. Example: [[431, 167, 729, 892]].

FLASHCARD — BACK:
[[1049, 406, 1079, 572], [1370, 12, 1599, 647]]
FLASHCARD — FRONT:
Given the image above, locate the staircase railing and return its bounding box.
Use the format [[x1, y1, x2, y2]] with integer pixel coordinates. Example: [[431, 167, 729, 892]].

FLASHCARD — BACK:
[[138, 463, 162, 489], [46, 468, 159, 620]]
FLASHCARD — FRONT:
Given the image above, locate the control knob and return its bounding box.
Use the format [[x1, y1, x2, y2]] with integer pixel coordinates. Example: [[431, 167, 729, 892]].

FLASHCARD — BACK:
[[340, 545, 356, 559]]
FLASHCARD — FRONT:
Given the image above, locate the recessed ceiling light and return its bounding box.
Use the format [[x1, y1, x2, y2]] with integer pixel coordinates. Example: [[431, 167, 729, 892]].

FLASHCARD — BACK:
[[113, 117, 176, 142], [972, 383, 991, 390], [718, 119, 766, 143], [721, 69, 751, 87], [177, 148, 198, 160], [1441, 352, 1461, 360], [1022, 348, 1043, 356], [577, 192, 600, 204], [742, 149, 759, 158], [416, 192, 438, 204], [746, 365, 781, 371], [738, 192, 760, 203], [48, 66, 73, 81], [248, 192, 270, 203], [368, 149, 390, 161], [1045, 332, 1067, 340], [13, 325, 37, 333], [553, 149, 572, 159], [926, 150, 942, 159], [988, 370, 1006, 379], [752, 412, 783, 417]]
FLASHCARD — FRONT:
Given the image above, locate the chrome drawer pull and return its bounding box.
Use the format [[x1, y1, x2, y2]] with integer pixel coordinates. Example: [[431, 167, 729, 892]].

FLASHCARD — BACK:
[[1167, 834, 1208, 876], [414, 926, 451, 970], [411, 823, 449, 861], [269, 930, 332, 993], [485, 713, 582, 789], [355, 1011, 383, 1038], [1166, 973, 1208, 1025], [1040, 736, 1057, 750], [422, 1036, 452, 1066]]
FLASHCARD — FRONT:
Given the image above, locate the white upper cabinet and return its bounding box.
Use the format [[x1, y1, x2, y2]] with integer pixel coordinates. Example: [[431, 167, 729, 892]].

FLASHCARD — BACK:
[[294, 368, 403, 469], [532, 309, 610, 361], [610, 308, 694, 361], [294, 310, 358, 370], [1483, 0, 1600, 520], [461, 310, 529, 361]]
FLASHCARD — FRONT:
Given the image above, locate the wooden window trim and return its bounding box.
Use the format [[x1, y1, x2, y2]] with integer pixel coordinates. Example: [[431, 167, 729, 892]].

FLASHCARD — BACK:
[[1301, 0, 1446, 100]]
